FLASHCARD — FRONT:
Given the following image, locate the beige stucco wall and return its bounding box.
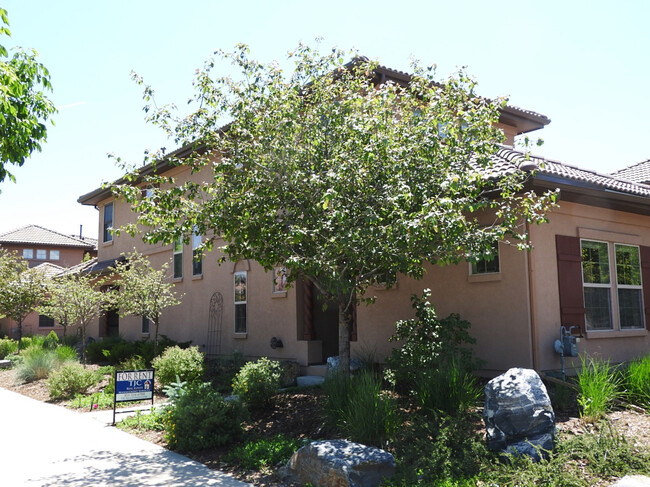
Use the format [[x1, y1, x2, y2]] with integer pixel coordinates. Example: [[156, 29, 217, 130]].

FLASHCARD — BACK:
[[529, 201, 650, 373]]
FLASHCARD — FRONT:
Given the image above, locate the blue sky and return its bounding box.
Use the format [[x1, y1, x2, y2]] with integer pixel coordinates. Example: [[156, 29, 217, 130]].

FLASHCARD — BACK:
[[1, 0, 649, 238]]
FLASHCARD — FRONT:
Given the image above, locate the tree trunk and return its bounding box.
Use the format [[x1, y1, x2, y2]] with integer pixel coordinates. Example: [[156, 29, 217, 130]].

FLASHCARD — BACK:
[[16, 318, 23, 343], [338, 297, 353, 377], [153, 318, 159, 357]]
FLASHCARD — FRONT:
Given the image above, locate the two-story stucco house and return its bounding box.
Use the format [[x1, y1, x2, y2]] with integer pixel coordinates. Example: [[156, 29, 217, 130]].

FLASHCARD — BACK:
[[78, 66, 650, 377]]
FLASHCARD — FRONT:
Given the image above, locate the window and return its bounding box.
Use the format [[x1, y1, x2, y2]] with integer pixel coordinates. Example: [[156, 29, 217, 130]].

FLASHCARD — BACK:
[[50, 250, 60, 260], [142, 316, 150, 334], [581, 239, 644, 331], [173, 238, 183, 279], [470, 243, 500, 275], [39, 314, 54, 328], [103, 202, 114, 243], [36, 249, 47, 260], [22, 249, 33, 259], [234, 271, 247, 333], [192, 230, 203, 276]]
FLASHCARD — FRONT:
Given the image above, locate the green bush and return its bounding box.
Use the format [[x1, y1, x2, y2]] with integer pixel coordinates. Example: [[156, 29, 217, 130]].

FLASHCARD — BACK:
[[577, 355, 621, 421], [0, 338, 18, 359], [117, 408, 165, 432], [43, 331, 60, 350], [625, 355, 650, 408], [162, 382, 246, 451], [226, 434, 310, 470], [152, 345, 204, 389], [69, 391, 115, 409], [54, 345, 78, 363], [48, 362, 100, 400], [118, 354, 146, 371], [387, 289, 482, 390], [15, 347, 59, 383], [323, 370, 398, 448], [413, 359, 482, 415], [231, 357, 282, 409]]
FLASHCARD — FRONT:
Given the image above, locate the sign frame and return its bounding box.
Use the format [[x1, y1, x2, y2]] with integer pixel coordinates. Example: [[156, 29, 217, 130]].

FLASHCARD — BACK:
[[112, 368, 155, 425]]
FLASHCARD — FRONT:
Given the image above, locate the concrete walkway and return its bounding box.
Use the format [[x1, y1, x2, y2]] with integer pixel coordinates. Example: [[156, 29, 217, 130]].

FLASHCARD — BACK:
[[0, 387, 251, 486]]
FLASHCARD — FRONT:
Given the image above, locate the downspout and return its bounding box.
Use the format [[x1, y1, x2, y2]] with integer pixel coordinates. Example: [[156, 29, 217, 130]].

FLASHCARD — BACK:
[[526, 221, 540, 371]]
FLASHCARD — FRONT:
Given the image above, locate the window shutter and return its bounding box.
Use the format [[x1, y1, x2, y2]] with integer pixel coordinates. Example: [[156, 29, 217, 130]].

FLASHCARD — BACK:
[[639, 246, 650, 330], [556, 235, 585, 335]]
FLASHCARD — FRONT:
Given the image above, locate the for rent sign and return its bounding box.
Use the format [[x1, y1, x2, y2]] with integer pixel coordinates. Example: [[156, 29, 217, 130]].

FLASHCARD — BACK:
[[115, 369, 155, 402]]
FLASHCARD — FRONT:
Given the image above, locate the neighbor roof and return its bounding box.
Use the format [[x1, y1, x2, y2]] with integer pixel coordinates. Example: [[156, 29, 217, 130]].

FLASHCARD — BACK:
[[0, 225, 97, 249]]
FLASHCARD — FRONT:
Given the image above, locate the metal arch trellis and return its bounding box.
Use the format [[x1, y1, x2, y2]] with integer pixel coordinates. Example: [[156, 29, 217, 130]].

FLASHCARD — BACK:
[[206, 291, 223, 357]]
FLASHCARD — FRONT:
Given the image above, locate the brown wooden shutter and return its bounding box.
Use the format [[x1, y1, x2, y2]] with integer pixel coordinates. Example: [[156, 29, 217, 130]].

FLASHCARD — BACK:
[[639, 246, 650, 330], [556, 235, 586, 335]]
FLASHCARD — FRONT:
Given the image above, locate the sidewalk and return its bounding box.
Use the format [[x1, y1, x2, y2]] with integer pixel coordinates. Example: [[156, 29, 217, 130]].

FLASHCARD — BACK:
[[0, 387, 251, 486]]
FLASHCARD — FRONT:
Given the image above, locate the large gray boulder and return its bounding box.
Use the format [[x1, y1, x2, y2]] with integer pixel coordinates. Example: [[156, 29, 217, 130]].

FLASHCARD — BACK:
[[326, 356, 365, 375], [280, 439, 396, 487], [483, 367, 555, 461]]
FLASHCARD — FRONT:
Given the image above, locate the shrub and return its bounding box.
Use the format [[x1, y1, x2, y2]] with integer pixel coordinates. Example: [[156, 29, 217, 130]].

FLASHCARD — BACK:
[[324, 370, 398, 448], [43, 331, 60, 350], [162, 382, 246, 451], [387, 289, 482, 390], [117, 408, 165, 432], [0, 338, 18, 359], [15, 347, 59, 383], [625, 355, 650, 408], [118, 354, 146, 371], [69, 391, 115, 409], [231, 357, 282, 409], [152, 345, 204, 389], [48, 362, 100, 400], [54, 345, 78, 363], [226, 434, 310, 470], [413, 359, 482, 415], [577, 355, 621, 421]]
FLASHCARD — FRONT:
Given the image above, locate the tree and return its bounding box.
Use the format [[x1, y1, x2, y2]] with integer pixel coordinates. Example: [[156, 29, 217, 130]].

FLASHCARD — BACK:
[[0, 8, 56, 185], [0, 249, 46, 341], [38, 272, 105, 362], [108, 251, 181, 356], [115, 44, 556, 373]]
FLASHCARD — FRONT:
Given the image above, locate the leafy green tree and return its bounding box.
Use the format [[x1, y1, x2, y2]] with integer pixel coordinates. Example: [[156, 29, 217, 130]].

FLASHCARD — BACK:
[[37, 272, 106, 362], [108, 251, 181, 356], [115, 44, 556, 373], [0, 249, 46, 340], [0, 8, 56, 184]]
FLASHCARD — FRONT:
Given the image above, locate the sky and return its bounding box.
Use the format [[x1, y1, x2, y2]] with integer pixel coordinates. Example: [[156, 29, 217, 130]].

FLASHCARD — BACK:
[[0, 0, 649, 239]]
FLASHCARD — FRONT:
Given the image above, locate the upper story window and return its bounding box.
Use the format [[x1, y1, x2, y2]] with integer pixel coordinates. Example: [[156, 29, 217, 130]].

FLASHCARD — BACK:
[[36, 249, 47, 260], [192, 229, 203, 276], [22, 249, 33, 259], [581, 239, 644, 331], [470, 243, 500, 275], [50, 250, 60, 260], [103, 202, 114, 243], [173, 238, 183, 279]]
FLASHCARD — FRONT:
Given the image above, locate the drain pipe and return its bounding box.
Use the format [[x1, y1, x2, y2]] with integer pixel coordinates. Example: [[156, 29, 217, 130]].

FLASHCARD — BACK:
[[526, 221, 540, 372]]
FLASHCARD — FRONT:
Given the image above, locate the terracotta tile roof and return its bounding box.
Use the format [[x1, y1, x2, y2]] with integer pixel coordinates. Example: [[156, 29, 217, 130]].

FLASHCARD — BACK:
[[610, 159, 650, 185], [488, 147, 650, 198], [32, 262, 66, 278], [0, 225, 96, 249]]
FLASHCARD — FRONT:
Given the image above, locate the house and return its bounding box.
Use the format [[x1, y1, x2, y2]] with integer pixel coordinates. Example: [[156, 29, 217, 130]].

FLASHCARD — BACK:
[[0, 225, 98, 338], [77, 66, 650, 376]]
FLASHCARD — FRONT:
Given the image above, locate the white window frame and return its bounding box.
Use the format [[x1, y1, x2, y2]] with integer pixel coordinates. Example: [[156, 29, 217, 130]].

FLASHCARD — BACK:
[[581, 239, 644, 331], [49, 250, 60, 261], [234, 270, 247, 334], [192, 230, 203, 276], [22, 249, 33, 259], [173, 238, 183, 279], [469, 242, 500, 276], [36, 249, 47, 260]]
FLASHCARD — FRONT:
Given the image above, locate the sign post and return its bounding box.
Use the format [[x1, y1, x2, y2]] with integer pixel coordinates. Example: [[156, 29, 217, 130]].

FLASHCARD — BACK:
[[113, 369, 155, 425]]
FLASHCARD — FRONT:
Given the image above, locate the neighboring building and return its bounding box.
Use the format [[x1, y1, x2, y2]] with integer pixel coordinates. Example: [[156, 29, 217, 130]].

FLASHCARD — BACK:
[[0, 225, 98, 338], [0, 225, 97, 268], [77, 67, 650, 377]]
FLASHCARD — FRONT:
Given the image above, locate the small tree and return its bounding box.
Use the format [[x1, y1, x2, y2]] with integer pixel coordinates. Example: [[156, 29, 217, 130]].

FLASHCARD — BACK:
[[0, 249, 46, 341], [0, 8, 56, 185], [109, 251, 181, 356], [115, 44, 556, 373], [39, 272, 105, 362]]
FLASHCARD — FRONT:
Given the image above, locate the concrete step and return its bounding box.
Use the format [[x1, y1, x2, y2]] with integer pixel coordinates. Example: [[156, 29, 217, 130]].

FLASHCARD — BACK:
[[301, 364, 327, 377], [296, 375, 325, 387]]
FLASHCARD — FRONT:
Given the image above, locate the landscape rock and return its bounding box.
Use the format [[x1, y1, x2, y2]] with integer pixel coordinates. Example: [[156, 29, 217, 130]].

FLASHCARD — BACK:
[[611, 475, 650, 487], [280, 439, 396, 487], [0, 359, 10, 369], [483, 367, 555, 461], [280, 360, 300, 387], [326, 356, 365, 375]]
